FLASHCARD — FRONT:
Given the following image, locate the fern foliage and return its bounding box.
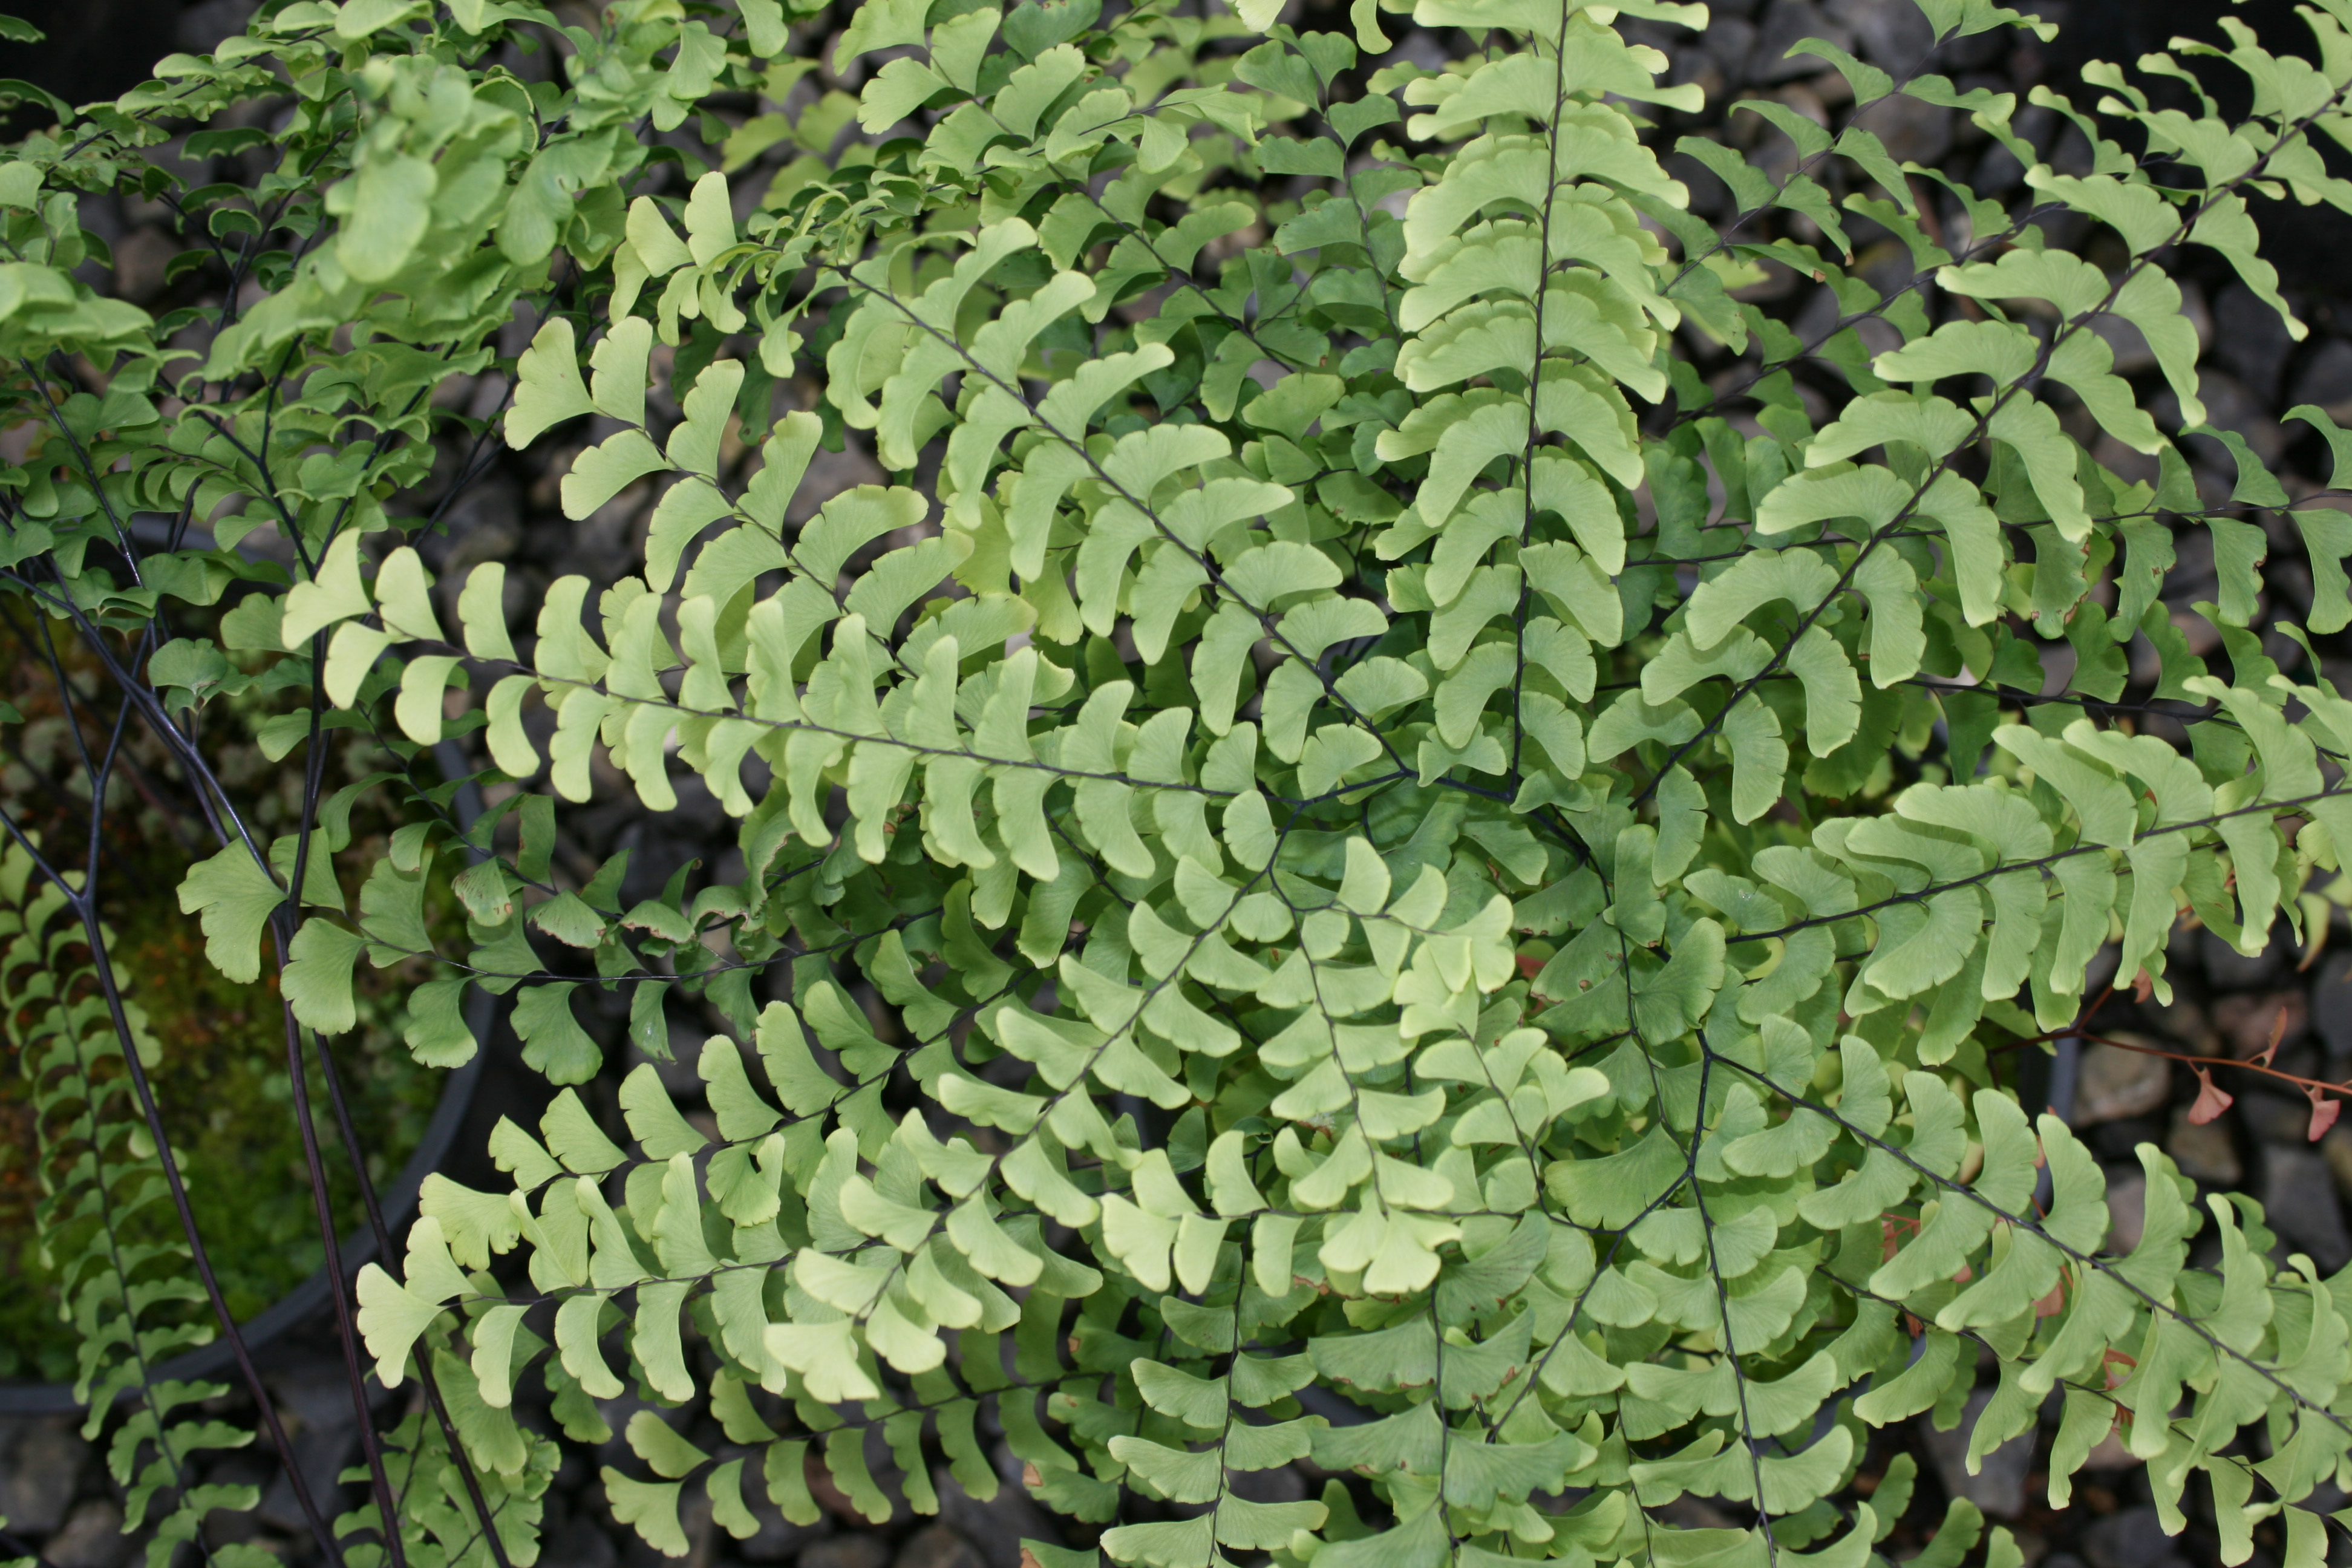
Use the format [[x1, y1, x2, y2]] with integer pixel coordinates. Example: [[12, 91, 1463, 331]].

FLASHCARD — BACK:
[[10, 0, 2352, 1564], [0, 844, 266, 1566]]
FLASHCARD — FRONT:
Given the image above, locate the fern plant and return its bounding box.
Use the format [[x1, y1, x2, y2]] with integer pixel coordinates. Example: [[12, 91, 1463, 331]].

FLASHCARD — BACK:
[[11, 0, 2352, 1564], [0, 842, 269, 1567]]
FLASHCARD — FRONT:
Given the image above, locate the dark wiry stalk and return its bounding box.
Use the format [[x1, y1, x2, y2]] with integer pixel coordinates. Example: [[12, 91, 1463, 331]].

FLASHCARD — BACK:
[[279, 651, 410, 1568], [9, 590, 348, 1561], [0, 806, 351, 1566], [305, 1019, 518, 1568]]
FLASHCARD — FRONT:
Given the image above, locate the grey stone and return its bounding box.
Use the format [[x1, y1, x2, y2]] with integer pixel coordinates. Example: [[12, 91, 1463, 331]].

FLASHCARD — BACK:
[[2172, 370, 2285, 463], [661, 1485, 716, 1568], [2084, 944, 2123, 1006], [2213, 283, 2297, 402], [2105, 1169, 2145, 1255], [2074, 1040, 2172, 1125], [1656, 1495, 1740, 1530], [200, 1456, 274, 1548], [2213, 990, 2308, 1059], [2092, 283, 2211, 377], [787, 444, 887, 528], [257, 1359, 361, 1535], [2290, 336, 2352, 420], [1825, 0, 1933, 64], [1861, 90, 1951, 166], [2083, 1508, 2188, 1568], [932, 1467, 1059, 1568], [2200, 927, 2284, 990], [45, 1501, 131, 1568], [2239, 1090, 2311, 1146], [736, 1496, 829, 1563], [1748, 1, 1849, 83], [2322, 1125, 2352, 1202], [2080, 1422, 2140, 1473], [1227, 1465, 1308, 1504], [108, 226, 178, 304], [1702, 16, 1757, 82], [2267, 1145, 2352, 1271], [1670, 44, 1725, 105], [432, 479, 525, 574], [1915, 1390, 2033, 1519], [2091, 432, 2160, 491], [802, 1538, 890, 1568], [2314, 955, 2352, 1068], [2165, 1109, 2242, 1185], [546, 1517, 622, 1568], [893, 1525, 984, 1568], [0, 1417, 89, 1534], [1791, 282, 1843, 346], [177, 0, 258, 50]]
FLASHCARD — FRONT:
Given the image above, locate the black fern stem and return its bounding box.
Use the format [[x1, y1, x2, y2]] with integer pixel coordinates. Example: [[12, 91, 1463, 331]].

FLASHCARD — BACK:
[[280, 655, 411, 1568], [0, 569, 348, 1561], [68, 879, 350, 1567], [303, 982, 517, 1567], [28, 868, 213, 1563]]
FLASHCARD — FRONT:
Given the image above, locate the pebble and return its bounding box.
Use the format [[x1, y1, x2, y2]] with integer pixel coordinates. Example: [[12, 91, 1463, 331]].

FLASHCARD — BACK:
[[1823, 0, 1932, 62], [545, 1517, 622, 1568], [2164, 1109, 2242, 1184], [0, 1417, 87, 1535], [1701, 16, 1757, 83], [1227, 1465, 1308, 1504], [2323, 1127, 2352, 1199], [733, 1499, 829, 1563], [2237, 1089, 2314, 1145], [2265, 1146, 2352, 1270], [2200, 927, 2283, 990], [2073, 1041, 2172, 1124], [2175, 370, 2287, 463], [789, 446, 889, 529], [1861, 91, 1952, 166], [894, 1524, 985, 1568], [44, 1501, 129, 1568], [803, 1538, 890, 1568], [1746, 0, 1848, 83], [2291, 337, 2352, 419], [2082, 1506, 2189, 1568], [2104, 1170, 2146, 1255], [932, 1466, 1061, 1568], [2314, 955, 2352, 1067], [2213, 990, 2308, 1059], [1915, 1390, 2034, 1519], [2213, 283, 2298, 402], [2080, 1423, 2138, 1472]]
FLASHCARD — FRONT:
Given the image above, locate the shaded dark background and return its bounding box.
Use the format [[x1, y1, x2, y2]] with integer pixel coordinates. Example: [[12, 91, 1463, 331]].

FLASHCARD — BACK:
[[0, 0, 248, 132], [2051, 0, 2352, 302]]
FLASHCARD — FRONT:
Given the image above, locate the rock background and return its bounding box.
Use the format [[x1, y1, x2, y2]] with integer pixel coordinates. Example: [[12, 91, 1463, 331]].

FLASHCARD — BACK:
[[7, 0, 2352, 1564]]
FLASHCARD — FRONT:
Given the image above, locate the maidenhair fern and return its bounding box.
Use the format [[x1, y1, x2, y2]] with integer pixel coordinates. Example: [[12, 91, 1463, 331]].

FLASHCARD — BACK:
[[11, 0, 2352, 1564], [0, 844, 266, 1566]]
